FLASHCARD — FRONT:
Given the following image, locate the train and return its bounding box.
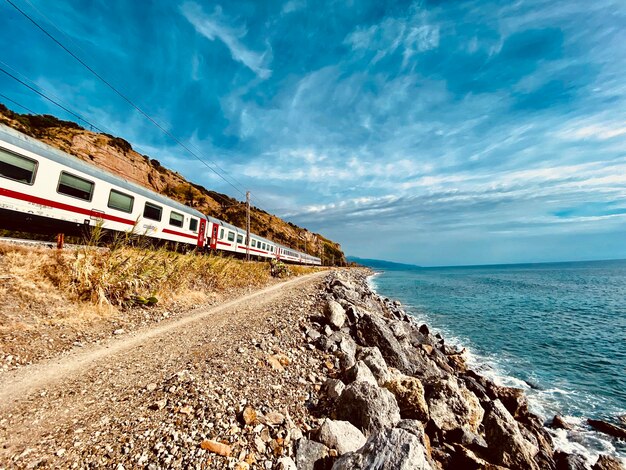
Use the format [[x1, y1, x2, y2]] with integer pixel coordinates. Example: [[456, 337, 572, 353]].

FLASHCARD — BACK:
[[0, 123, 322, 266]]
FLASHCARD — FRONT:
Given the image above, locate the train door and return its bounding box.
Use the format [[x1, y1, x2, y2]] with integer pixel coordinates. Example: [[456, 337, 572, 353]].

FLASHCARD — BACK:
[[197, 218, 207, 248], [210, 223, 219, 250]]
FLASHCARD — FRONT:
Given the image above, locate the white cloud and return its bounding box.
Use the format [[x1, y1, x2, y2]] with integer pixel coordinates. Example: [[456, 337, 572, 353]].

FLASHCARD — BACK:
[[345, 8, 439, 65], [180, 2, 271, 79]]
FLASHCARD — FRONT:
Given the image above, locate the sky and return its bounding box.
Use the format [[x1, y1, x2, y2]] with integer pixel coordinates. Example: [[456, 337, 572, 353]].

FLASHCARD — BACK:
[[1, 0, 625, 266]]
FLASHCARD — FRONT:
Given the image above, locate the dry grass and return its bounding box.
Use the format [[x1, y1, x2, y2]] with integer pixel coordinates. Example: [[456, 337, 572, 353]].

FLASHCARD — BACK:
[[0, 242, 320, 313], [0, 241, 323, 366]]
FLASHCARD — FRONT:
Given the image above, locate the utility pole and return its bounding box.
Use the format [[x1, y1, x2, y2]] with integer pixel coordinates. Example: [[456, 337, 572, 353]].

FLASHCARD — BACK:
[[246, 191, 250, 261]]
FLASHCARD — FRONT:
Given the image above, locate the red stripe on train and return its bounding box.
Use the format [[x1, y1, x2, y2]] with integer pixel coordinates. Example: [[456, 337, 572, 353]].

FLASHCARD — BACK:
[[0, 187, 135, 225], [162, 228, 197, 240]]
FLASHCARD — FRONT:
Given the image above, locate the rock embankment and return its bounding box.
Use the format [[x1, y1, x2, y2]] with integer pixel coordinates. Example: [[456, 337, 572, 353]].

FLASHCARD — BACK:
[[293, 270, 623, 470]]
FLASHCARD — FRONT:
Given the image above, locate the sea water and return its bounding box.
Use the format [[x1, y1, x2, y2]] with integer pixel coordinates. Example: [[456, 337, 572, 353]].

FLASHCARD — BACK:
[[367, 259, 626, 462]]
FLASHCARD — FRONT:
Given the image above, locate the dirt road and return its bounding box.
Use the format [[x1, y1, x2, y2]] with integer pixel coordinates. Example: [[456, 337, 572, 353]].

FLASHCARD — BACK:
[[0, 271, 329, 468]]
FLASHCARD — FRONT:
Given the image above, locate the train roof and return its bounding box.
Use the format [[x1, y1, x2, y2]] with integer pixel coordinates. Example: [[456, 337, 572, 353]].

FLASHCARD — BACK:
[[0, 124, 206, 219]]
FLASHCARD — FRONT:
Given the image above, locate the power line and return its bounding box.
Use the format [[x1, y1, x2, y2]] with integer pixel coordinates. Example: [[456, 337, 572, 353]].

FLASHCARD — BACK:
[[5, 0, 251, 202], [0, 92, 37, 114], [0, 76, 246, 211], [0, 64, 106, 133]]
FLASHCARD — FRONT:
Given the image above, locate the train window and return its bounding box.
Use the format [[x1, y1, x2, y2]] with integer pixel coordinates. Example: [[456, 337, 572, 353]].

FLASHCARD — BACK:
[[228, 231, 235, 242], [189, 218, 198, 232], [237, 234, 243, 244], [143, 202, 162, 221], [220, 228, 224, 239], [107, 189, 134, 213], [57, 171, 94, 201], [0, 148, 37, 184], [251, 240, 256, 247], [169, 211, 184, 228], [262, 243, 266, 250]]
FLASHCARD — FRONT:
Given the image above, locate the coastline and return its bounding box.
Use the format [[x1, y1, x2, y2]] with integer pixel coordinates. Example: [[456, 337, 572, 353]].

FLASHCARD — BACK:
[[1, 268, 624, 469], [366, 268, 626, 468]]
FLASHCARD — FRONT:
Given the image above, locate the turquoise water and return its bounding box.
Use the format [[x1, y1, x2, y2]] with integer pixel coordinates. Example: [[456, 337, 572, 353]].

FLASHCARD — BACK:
[[368, 259, 626, 461]]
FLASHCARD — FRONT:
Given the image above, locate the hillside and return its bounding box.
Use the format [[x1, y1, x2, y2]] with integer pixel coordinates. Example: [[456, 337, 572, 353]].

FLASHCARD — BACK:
[[0, 104, 345, 265]]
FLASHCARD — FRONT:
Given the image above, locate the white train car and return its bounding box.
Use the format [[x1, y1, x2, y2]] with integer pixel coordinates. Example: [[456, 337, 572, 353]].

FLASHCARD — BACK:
[[0, 124, 208, 248], [0, 123, 324, 266]]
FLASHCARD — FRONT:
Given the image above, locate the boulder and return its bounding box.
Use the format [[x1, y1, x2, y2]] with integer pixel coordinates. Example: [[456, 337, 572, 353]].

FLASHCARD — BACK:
[[355, 312, 414, 373], [448, 445, 509, 470], [325, 300, 347, 329], [396, 420, 433, 459], [592, 455, 624, 470], [277, 456, 298, 470], [338, 336, 357, 367], [295, 438, 330, 470], [332, 427, 434, 470], [424, 377, 484, 433], [383, 374, 429, 422], [487, 383, 529, 419], [554, 451, 592, 470], [317, 419, 367, 455], [446, 426, 488, 449], [483, 399, 540, 470], [322, 378, 346, 401], [587, 419, 626, 439], [551, 415, 573, 430], [345, 361, 378, 386], [336, 381, 401, 434], [356, 347, 391, 384]]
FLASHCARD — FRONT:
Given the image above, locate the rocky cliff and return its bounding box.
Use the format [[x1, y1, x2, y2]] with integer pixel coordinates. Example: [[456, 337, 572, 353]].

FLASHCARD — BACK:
[[0, 104, 345, 265]]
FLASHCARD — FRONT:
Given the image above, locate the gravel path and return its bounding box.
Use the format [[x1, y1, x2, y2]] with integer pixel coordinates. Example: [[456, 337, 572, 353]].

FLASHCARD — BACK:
[[0, 270, 330, 468]]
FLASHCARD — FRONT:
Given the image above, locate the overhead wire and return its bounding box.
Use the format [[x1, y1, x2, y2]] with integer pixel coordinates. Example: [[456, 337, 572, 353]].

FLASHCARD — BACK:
[[4, 0, 257, 204], [0, 71, 244, 210]]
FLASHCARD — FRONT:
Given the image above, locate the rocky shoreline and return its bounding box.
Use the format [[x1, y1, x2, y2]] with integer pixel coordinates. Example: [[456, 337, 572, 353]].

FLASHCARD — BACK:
[[287, 269, 624, 470], [3, 268, 624, 469]]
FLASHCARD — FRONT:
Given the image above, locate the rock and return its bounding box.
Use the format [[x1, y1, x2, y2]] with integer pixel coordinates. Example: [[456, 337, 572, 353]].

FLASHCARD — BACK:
[[483, 399, 540, 470], [322, 378, 346, 401], [149, 398, 167, 411], [355, 313, 414, 373], [446, 426, 488, 449], [338, 336, 357, 366], [487, 384, 529, 419], [424, 377, 483, 433], [295, 438, 330, 470], [551, 415, 573, 430], [383, 374, 429, 422], [200, 439, 231, 457], [448, 445, 508, 470], [266, 411, 285, 426], [357, 347, 391, 385], [267, 355, 285, 372], [345, 361, 378, 386], [592, 455, 624, 470], [277, 456, 298, 470], [587, 419, 626, 439], [336, 381, 401, 434], [317, 418, 367, 455], [241, 406, 257, 425], [307, 328, 322, 342], [395, 420, 432, 459], [145, 383, 157, 392], [113, 328, 125, 335], [332, 427, 433, 470], [419, 324, 430, 336], [325, 300, 347, 330], [554, 451, 592, 470]]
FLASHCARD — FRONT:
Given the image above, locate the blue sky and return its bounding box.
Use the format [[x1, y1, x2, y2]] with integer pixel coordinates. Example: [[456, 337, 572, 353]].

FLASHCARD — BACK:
[[1, 0, 625, 266]]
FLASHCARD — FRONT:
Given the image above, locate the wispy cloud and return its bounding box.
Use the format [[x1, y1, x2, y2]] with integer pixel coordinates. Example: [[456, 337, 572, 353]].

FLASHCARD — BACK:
[[180, 2, 271, 79]]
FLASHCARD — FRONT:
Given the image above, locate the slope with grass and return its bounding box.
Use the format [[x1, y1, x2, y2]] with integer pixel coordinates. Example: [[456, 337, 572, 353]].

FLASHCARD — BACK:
[[0, 104, 346, 265], [0, 241, 318, 371]]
